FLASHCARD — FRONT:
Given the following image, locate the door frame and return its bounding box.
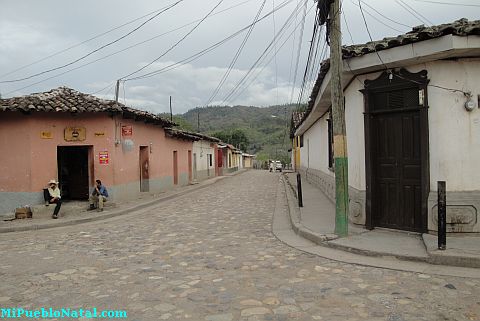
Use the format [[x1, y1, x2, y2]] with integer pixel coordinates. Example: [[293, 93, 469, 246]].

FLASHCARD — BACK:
[[362, 68, 430, 232], [139, 146, 149, 192]]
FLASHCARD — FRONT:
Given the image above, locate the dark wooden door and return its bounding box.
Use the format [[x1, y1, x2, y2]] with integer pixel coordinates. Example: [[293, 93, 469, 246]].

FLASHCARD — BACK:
[[140, 146, 149, 192], [371, 92, 423, 232], [173, 151, 178, 185]]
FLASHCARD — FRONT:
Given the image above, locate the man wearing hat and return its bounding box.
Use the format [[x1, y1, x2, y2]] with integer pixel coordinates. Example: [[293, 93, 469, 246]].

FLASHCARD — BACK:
[[44, 179, 62, 219]]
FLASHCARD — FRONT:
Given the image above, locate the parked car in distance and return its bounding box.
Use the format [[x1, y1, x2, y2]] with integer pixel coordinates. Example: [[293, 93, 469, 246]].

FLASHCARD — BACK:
[[269, 160, 283, 172]]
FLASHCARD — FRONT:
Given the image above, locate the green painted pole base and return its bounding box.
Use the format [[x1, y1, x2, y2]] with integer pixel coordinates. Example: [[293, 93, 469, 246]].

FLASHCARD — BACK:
[[334, 157, 349, 237]]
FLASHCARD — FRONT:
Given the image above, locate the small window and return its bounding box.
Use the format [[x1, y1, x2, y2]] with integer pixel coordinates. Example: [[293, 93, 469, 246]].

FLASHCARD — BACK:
[[327, 115, 334, 169], [300, 135, 304, 148], [208, 154, 213, 167]]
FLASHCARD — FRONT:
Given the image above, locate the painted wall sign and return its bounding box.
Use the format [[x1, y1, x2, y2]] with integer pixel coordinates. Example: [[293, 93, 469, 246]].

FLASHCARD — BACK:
[[94, 132, 105, 137], [99, 151, 109, 165], [64, 127, 86, 141], [122, 125, 133, 137], [40, 131, 53, 139]]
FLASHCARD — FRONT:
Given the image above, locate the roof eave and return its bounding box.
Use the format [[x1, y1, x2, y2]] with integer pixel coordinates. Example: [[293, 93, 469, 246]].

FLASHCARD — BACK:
[[295, 34, 480, 136]]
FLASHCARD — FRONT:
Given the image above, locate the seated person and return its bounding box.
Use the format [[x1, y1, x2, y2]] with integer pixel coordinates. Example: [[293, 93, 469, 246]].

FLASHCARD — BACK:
[[88, 179, 109, 212], [44, 179, 62, 219]]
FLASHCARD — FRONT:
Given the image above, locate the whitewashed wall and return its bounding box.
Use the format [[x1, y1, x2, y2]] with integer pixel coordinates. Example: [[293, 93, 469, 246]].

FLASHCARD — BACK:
[[193, 140, 215, 180]]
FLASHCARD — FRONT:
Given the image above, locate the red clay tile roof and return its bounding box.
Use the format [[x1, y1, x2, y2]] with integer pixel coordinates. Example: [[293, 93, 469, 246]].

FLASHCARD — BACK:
[[0, 86, 176, 127]]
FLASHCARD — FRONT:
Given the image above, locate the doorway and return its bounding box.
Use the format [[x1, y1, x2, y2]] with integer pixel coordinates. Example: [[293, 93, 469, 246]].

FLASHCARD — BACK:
[[188, 150, 192, 183], [364, 69, 429, 233], [140, 146, 149, 192], [57, 146, 91, 200], [193, 153, 197, 181], [173, 151, 178, 185]]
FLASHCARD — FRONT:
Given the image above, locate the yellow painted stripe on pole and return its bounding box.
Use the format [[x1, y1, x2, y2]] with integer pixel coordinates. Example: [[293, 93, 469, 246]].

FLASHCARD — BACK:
[[333, 135, 347, 157]]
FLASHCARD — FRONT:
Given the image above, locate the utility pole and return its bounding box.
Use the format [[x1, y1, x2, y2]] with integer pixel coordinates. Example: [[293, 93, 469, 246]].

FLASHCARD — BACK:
[[329, 0, 349, 236], [169, 96, 173, 122], [114, 79, 120, 103], [197, 109, 200, 131]]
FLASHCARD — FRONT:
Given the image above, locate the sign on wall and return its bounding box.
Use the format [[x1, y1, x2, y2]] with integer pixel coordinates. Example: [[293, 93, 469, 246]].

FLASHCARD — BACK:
[[122, 125, 133, 137], [99, 151, 109, 165], [40, 131, 53, 139], [64, 127, 86, 141]]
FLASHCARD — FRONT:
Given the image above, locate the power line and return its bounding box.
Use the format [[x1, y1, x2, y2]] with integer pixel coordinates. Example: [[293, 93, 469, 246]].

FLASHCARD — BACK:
[[350, 0, 405, 33], [4, 0, 255, 96], [222, 0, 308, 104], [358, 0, 411, 28], [125, 0, 296, 82], [0, 3, 188, 80], [398, 0, 433, 25], [122, 0, 225, 81], [410, 0, 480, 7], [228, 6, 310, 104], [204, 0, 267, 106], [0, 0, 185, 84], [289, 0, 309, 103], [358, 0, 389, 70], [394, 0, 431, 26]]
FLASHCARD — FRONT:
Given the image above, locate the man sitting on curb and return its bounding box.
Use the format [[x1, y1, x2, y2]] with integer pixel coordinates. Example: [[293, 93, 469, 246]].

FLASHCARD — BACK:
[[44, 179, 62, 219], [88, 180, 109, 212]]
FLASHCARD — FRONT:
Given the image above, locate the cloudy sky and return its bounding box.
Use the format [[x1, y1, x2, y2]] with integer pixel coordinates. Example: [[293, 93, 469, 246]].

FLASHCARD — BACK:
[[0, 0, 478, 113]]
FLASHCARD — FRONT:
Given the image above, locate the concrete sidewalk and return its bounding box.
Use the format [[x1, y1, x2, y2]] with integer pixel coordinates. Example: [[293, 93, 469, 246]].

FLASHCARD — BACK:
[[283, 172, 480, 269], [0, 170, 246, 233]]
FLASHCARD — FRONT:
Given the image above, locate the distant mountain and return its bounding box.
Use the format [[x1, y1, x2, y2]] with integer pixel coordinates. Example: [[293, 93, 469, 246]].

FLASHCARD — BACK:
[[166, 104, 304, 163]]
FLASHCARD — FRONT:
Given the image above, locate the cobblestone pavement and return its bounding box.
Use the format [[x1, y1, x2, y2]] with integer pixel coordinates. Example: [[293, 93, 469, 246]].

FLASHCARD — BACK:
[[0, 171, 479, 321]]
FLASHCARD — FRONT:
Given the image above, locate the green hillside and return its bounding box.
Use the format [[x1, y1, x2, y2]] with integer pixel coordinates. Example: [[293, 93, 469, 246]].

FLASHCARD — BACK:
[[165, 104, 303, 164]]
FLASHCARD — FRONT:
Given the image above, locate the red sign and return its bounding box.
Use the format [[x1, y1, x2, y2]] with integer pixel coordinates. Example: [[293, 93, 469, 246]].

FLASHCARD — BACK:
[[122, 125, 133, 136], [99, 151, 109, 165]]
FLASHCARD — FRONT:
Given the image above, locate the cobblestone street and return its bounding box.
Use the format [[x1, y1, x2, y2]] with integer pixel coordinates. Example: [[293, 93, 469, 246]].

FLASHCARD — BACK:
[[0, 171, 479, 321]]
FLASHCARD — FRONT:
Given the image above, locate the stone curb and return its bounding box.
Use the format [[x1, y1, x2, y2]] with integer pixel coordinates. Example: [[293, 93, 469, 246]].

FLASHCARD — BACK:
[[281, 173, 480, 269], [0, 172, 245, 234]]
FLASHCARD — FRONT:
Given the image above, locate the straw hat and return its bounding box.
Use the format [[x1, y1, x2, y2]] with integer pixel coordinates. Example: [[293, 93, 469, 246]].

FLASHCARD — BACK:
[[48, 179, 59, 185]]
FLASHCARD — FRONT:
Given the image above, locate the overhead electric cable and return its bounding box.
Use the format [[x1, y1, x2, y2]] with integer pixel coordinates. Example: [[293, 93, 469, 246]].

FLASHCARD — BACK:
[[349, 0, 405, 33], [4, 0, 255, 96], [410, 0, 480, 7], [222, 0, 308, 104], [204, 0, 267, 106], [225, 2, 314, 105], [398, 0, 433, 25], [126, 0, 296, 81], [228, 6, 311, 104], [358, 0, 411, 28], [289, 0, 309, 103], [0, 2, 189, 79], [0, 0, 185, 84], [122, 0, 225, 81]]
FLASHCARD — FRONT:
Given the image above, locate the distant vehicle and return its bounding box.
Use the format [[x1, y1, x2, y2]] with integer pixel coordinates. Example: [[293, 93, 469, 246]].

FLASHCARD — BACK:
[[269, 160, 283, 172]]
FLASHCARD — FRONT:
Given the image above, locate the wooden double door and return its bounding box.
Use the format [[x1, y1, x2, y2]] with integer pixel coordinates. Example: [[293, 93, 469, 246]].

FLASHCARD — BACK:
[[365, 69, 429, 233]]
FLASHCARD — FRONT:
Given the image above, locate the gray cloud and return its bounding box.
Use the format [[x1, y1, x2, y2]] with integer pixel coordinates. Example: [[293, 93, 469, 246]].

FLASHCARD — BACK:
[[0, 0, 477, 111]]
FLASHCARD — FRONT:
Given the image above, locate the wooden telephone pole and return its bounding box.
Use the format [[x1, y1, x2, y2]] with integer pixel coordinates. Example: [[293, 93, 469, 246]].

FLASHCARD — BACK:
[[329, 0, 349, 236]]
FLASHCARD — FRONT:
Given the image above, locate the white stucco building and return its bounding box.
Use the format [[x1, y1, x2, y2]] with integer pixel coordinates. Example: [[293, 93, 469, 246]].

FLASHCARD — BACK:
[[294, 19, 480, 234], [192, 136, 219, 182]]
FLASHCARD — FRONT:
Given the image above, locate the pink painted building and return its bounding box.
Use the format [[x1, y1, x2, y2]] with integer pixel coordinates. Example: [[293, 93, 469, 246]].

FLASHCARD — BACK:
[[0, 87, 198, 213]]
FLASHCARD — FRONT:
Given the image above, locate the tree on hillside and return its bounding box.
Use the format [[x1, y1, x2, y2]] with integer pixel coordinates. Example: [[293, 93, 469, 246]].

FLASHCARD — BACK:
[[212, 128, 249, 151]]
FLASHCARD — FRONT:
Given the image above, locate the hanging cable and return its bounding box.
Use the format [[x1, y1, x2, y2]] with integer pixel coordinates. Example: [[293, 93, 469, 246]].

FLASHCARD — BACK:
[[289, 0, 309, 103], [123, 0, 295, 82], [3, 0, 256, 96], [0, 2, 191, 80], [204, 0, 267, 106], [122, 0, 225, 81], [0, 0, 185, 84]]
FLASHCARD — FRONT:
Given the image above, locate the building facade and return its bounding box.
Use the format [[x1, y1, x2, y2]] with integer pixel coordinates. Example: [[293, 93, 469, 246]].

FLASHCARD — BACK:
[[0, 87, 196, 213], [294, 19, 480, 234]]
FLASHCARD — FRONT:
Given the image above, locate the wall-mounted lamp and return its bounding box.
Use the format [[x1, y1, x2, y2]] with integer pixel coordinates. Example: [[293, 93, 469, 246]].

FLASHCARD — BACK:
[[464, 92, 476, 111], [150, 142, 153, 153]]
